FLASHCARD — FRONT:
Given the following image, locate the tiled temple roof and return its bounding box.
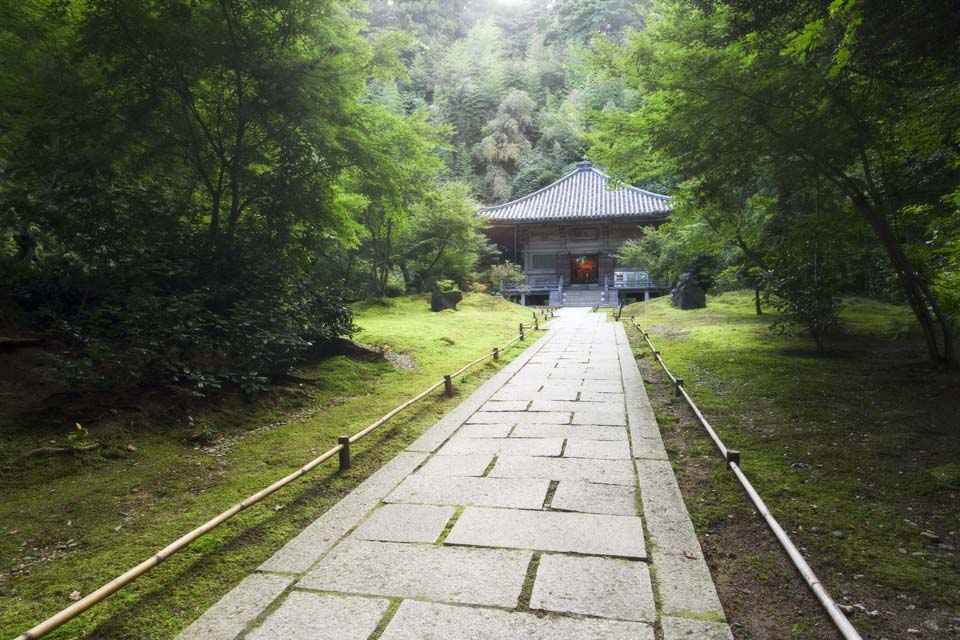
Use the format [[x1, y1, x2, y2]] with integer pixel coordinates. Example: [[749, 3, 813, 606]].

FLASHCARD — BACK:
[[481, 161, 671, 223]]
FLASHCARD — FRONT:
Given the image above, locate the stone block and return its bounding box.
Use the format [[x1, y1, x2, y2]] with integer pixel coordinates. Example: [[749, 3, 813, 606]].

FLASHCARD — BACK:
[[468, 411, 570, 424], [491, 456, 636, 485], [579, 391, 625, 402], [563, 438, 631, 460], [175, 573, 293, 640], [571, 409, 627, 426], [445, 507, 646, 558], [510, 423, 627, 441], [298, 540, 530, 607], [455, 424, 513, 438], [417, 454, 493, 476], [579, 380, 623, 393], [528, 400, 613, 412], [530, 554, 655, 622], [632, 436, 669, 460], [546, 370, 586, 380], [386, 474, 549, 509], [635, 459, 725, 618], [491, 386, 542, 401], [437, 437, 563, 457], [245, 592, 389, 640], [481, 400, 529, 412], [379, 600, 654, 640], [551, 481, 637, 516], [351, 504, 454, 543], [583, 369, 623, 381]]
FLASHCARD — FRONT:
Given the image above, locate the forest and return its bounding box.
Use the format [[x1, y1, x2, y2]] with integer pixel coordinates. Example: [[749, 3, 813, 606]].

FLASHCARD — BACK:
[[1, 0, 957, 400]]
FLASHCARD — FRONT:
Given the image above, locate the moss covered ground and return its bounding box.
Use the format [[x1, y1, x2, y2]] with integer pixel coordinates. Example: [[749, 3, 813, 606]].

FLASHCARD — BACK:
[[0, 293, 533, 639], [619, 292, 959, 638]]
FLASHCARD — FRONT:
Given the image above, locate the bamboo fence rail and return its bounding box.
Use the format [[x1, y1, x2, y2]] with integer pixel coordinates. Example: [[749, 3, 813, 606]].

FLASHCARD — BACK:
[[629, 317, 863, 640], [15, 319, 550, 640]]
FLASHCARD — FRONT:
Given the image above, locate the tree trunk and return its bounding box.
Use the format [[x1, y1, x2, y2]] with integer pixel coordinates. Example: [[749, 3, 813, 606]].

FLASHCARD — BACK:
[[851, 193, 955, 366], [754, 285, 763, 315]]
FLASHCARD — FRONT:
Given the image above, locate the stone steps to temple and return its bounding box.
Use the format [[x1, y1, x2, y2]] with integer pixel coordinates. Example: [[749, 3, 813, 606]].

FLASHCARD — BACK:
[[560, 290, 618, 307]]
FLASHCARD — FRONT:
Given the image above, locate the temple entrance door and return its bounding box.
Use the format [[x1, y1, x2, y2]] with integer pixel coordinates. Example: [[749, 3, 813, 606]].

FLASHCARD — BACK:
[[570, 254, 599, 284]]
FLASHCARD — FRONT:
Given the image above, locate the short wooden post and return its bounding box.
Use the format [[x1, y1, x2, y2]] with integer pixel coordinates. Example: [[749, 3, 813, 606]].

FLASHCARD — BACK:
[[338, 436, 351, 471], [444, 374, 453, 396], [533, 311, 537, 321], [493, 347, 499, 361], [534, 317, 539, 330], [674, 378, 684, 397], [519, 323, 525, 340], [726, 449, 741, 467]]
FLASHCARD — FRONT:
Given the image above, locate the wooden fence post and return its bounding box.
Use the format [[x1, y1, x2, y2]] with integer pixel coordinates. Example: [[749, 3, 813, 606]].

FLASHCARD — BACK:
[[444, 374, 453, 396], [338, 436, 351, 471]]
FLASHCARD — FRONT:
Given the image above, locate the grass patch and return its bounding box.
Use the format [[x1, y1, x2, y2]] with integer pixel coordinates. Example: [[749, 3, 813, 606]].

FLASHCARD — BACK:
[[621, 291, 960, 637], [0, 294, 532, 639]]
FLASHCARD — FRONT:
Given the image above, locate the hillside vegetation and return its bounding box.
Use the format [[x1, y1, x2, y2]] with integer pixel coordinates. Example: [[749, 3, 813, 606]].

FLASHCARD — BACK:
[[621, 292, 959, 638]]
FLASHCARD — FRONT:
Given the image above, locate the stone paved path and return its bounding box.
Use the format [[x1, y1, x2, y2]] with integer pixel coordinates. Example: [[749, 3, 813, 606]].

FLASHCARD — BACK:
[[177, 309, 733, 640]]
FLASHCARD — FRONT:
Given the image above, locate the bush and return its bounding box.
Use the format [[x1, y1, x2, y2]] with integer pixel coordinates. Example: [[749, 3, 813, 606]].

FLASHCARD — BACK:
[[1, 238, 355, 396], [765, 243, 841, 350]]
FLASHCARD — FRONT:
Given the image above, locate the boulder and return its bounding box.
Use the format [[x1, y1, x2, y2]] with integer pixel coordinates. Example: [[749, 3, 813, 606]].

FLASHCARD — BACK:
[[672, 273, 706, 310], [430, 286, 463, 312]]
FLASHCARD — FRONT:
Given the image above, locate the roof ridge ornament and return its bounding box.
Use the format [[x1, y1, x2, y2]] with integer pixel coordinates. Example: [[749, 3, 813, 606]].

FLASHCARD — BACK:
[[575, 160, 593, 170]]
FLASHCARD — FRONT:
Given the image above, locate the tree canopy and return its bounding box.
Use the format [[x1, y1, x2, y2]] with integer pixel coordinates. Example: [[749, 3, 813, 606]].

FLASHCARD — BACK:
[[589, 0, 960, 362]]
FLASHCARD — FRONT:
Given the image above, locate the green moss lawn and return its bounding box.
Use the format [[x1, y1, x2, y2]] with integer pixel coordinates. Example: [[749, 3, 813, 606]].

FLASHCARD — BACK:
[[0, 293, 532, 639], [620, 291, 959, 638]]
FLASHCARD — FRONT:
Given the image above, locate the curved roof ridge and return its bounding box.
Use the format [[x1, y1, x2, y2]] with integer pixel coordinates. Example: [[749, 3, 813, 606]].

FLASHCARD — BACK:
[[481, 164, 587, 213], [480, 161, 671, 223]]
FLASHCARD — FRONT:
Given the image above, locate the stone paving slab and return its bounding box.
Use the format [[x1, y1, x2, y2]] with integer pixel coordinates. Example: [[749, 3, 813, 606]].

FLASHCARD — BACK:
[[509, 423, 627, 441], [379, 600, 655, 640], [579, 390, 624, 402], [528, 399, 618, 413], [437, 436, 563, 457], [661, 616, 735, 640], [586, 367, 621, 375], [545, 369, 592, 380], [175, 573, 293, 640], [571, 409, 627, 426], [467, 410, 571, 424], [351, 504, 454, 543], [416, 453, 493, 476], [455, 424, 514, 438], [386, 474, 549, 509], [491, 455, 636, 485], [550, 480, 637, 516], [298, 540, 531, 607], [445, 507, 646, 558], [493, 386, 579, 401], [481, 400, 530, 411], [531, 554, 656, 622], [580, 380, 623, 393], [563, 438, 631, 460], [614, 323, 670, 461], [636, 458, 725, 618], [245, 592, 389, 640], [258, 451, 427, 573]]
